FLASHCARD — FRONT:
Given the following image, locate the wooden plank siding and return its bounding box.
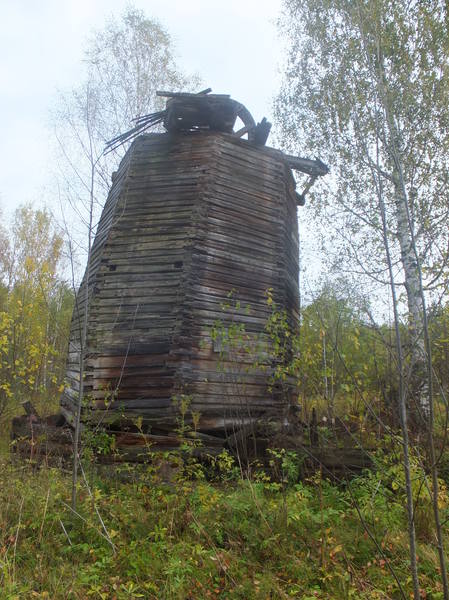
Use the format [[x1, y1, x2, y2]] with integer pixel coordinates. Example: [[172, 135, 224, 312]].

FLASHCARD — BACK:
[[60, 131, 300, 433]]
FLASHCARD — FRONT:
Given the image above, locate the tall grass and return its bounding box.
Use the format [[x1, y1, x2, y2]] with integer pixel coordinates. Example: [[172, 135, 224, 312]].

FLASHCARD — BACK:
[[0, 446, 447, 599]]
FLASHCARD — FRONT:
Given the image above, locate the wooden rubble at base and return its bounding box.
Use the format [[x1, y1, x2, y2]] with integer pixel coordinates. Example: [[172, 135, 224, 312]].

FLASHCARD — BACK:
[[10, 403, 373, 477]]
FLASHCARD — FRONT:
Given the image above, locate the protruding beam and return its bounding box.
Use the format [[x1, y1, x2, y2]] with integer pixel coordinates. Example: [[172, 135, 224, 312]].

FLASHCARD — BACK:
[[284, 154, 329, 177]]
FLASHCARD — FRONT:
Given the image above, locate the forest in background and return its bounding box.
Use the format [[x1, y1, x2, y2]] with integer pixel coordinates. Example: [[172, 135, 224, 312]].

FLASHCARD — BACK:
[[1, 1, 449, 598], [0, 206, 73, 432]]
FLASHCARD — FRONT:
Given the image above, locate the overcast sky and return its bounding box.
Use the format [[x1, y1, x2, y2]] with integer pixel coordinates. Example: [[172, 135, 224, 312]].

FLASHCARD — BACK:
[[0, 0, 285, 217]]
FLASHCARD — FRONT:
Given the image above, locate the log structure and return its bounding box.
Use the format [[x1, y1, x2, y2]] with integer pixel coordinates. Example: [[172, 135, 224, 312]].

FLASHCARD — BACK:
[[60, 91, 328, 438]]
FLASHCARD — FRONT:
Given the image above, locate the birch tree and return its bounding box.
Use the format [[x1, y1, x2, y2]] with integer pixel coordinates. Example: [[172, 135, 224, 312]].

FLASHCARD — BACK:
[[275, 0, 449, 426], [52, 6, 199, 251]]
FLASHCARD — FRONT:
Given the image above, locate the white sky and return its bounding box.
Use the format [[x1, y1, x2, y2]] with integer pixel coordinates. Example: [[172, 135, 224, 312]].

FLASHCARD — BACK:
[[0, 0, 285, 217]]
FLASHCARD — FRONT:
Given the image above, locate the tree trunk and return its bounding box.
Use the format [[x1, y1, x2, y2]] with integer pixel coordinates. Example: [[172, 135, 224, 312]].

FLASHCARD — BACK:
[[394, 182, 429, 428]]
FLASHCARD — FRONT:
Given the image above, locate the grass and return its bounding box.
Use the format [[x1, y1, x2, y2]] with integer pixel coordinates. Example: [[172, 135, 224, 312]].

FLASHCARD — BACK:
[[0, 445, 448, 600]]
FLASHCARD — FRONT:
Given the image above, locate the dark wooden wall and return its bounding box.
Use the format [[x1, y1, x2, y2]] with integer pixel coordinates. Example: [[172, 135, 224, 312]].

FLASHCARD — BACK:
[[60, 131, 300, 433]]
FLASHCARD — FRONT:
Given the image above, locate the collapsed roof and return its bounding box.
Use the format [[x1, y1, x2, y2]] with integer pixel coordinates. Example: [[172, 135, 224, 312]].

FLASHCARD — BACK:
[[105, 88, 329, 205]]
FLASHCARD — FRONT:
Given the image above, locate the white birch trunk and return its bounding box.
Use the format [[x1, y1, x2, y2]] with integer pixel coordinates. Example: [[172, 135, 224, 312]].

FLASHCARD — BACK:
[[394, 183, 429, 423]]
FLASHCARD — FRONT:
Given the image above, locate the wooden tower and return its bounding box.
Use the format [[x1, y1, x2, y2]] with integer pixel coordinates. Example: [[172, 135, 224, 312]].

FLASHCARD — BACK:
[[60, 91, 328, 438]]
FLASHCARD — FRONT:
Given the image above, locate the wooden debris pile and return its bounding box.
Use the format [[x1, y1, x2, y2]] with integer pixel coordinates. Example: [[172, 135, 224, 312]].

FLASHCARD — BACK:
[[105, 88, 274, 153], [10, 402, 372, 478]]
